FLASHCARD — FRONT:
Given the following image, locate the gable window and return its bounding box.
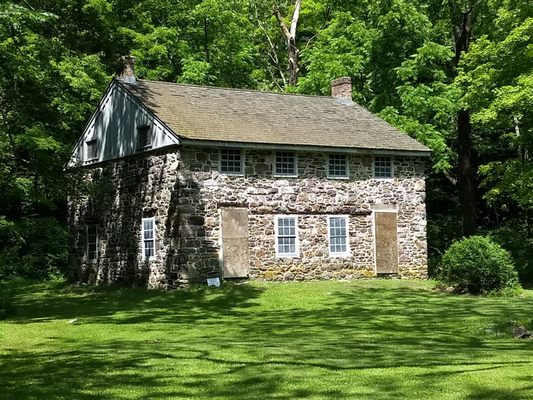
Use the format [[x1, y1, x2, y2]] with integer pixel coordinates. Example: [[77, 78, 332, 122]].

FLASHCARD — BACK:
[[275, 216, 298, 257], [220, 148, 243, 174], [137, 124, 153, 149], [86, 139, 98, 161], [87, 225, 98, 263], [328, 216, 350, 257], [328, 154, 348, 178], [142, 217, 156, 261], [374, 156, 392, 178], [274, 151, 297, 176]]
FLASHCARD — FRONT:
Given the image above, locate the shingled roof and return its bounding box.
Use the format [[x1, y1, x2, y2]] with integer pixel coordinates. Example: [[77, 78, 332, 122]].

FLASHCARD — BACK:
[[120, 79, 430, 155]]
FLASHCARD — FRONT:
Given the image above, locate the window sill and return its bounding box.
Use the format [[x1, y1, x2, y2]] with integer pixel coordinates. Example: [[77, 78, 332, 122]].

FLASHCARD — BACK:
[[273, 174, 298, 178], [327, 175, 350, 180]]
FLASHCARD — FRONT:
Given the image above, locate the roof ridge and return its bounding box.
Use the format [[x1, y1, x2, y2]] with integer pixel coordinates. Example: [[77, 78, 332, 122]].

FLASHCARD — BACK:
[[134, 79, 342, 100]]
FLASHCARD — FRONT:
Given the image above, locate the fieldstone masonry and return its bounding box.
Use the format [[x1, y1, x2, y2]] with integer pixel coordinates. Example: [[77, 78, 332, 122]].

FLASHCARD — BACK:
[[68, 146, 428, 288]]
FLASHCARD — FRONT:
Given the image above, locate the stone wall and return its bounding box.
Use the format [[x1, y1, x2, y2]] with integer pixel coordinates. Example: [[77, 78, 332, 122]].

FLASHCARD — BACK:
[[68, 145, 428, 288], [68, 148, 183, 288]]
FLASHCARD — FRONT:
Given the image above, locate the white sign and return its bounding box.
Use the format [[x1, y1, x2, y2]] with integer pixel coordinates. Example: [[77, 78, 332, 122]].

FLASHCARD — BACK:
[[207, 277, 221, 287]]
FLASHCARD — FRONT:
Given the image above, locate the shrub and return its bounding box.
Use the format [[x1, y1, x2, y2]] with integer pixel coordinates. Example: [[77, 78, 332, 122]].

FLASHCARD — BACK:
[[438, 235, 520, 294]]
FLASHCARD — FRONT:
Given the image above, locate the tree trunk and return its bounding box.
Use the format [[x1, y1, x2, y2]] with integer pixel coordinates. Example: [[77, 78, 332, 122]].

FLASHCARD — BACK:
[[204, 18, 210, 63], [450, 0, 479, 236], [287, 38, 299, 86], [457, 109, 476, 236]]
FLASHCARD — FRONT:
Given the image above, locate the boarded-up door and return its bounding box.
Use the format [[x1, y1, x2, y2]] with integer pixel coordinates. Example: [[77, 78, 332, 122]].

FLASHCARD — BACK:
[[220, 208, 249, 278], [374, 212, 398, 274]]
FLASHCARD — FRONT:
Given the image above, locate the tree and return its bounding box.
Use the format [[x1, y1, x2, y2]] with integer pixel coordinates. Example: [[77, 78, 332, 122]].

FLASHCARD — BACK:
[[273, 0, 302, 86], [448, 0, 483, 236], [0, 2, 108, 278], [458, 15, 533, 226]]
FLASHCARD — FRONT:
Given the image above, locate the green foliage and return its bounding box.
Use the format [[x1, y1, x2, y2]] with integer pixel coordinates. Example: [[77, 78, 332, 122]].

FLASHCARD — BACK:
[[456, 15, 533, 220], [0, 217, 67, 281], [490, 223, 533, 286], [298, 11, 375, 102], [379, 106, 453, 171], [0, 2, 109, 281], [438, 236, 520, 294]]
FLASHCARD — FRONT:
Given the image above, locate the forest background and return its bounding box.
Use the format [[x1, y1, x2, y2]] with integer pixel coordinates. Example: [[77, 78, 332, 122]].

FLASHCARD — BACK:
[[0, 0, 531, 284]]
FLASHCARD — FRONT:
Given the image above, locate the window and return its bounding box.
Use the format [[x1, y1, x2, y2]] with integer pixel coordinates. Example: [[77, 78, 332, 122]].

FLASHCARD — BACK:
[[374, 156, 392, 178], [328, 154, 348, 178], [274, 151, 297, 176], [137, 124, 152, 149], [86, 139, 98, 161], [328, 216, 350, 257], [87, 225, 98, 263], [275, 216, 298, 257], [142, 218, 156, 261], [220, 148, 243, 174]]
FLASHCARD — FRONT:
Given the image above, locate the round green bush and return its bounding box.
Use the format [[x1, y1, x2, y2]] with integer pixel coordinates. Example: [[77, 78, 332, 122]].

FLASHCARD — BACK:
[[438, 236, 520, 294]]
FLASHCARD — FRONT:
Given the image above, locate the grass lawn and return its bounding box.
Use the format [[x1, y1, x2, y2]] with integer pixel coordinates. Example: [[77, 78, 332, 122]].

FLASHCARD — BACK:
[[1, 279, 532, 399]]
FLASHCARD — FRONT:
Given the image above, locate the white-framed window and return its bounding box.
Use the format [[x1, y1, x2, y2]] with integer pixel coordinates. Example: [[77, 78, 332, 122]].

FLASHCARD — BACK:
[[142, 217, 156, 261], [275, 216, 299, 257], [328, 154, 349, 178], [274, 151, 297, 177], [137, 124, 153, 149], [220, 148, 243, 174], [86, 225, 98, 263], [374, 156, 393, 178], [86, 139, 98, 161], [328, 216, 350, 257]]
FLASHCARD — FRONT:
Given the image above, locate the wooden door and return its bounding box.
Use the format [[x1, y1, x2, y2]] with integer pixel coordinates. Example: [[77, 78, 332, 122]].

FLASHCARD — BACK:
[[220, 208, 249, 278], [374, 212, 398, 274]]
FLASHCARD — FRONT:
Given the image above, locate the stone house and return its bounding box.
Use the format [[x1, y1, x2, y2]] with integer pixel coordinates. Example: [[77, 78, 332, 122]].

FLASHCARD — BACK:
[[68, 58, 430, 288]]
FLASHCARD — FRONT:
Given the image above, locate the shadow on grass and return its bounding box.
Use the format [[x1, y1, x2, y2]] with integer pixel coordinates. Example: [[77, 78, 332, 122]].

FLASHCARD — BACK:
[[1, 281, 532, 399], [3, 280, 264, 324]]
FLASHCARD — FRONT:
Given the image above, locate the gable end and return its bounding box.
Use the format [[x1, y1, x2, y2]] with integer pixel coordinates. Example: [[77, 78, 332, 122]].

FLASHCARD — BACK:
[[68, 80, 179, 167]]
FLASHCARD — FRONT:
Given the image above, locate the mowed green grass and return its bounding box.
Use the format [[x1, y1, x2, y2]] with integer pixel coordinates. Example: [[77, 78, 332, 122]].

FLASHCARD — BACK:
[[1, 279, 532, 400]]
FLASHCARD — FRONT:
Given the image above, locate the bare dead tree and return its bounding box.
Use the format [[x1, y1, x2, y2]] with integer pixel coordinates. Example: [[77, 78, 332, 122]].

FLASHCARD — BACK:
[[273, 0, 302, 86]]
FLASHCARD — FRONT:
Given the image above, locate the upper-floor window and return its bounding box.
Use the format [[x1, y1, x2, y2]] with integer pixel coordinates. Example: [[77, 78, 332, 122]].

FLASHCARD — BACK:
[[137, 124, 153, 149], [274, 151, 297, 177], [142, 217, 156, 261], [374, 156, 392, 178], [86, 225, 98, 263], [86, 139, 98, 161], [328, 154, 348, 178], [328, 216, 350, 257], [220, 148, 243, 174], [275, 216, 299, 257]]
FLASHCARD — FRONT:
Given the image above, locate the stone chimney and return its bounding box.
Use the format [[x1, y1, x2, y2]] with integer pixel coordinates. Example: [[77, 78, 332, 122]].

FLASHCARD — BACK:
[[331, 77, 352, 103], [117, 56, 136, 84]]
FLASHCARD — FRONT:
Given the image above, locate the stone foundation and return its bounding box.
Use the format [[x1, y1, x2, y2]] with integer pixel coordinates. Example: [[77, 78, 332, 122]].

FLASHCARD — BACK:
[[68, 146, 428, 288]]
